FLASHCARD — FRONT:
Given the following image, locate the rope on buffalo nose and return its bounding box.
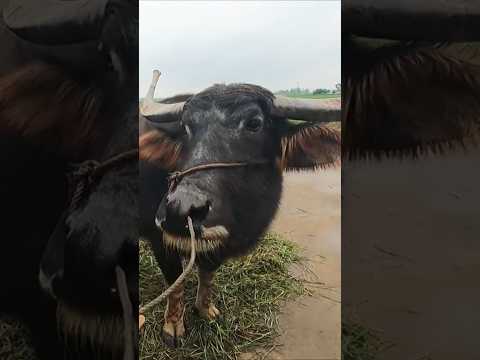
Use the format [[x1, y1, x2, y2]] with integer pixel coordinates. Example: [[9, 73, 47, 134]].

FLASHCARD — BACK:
[[115, 266, 136, 360], [68, 149, 139, 211], [166, 161, 269, 192], [139, 216, 196, 330]]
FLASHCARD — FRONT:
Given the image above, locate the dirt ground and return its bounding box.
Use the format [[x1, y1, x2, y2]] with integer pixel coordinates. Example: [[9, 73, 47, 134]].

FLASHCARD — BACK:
[[256, 168, 341, 360], [343, 146, 480, 360]]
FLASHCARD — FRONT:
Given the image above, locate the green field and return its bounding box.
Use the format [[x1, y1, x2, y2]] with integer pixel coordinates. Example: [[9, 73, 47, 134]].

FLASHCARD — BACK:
[[280, 93, 340, 100], [140, 94, 341, 102]]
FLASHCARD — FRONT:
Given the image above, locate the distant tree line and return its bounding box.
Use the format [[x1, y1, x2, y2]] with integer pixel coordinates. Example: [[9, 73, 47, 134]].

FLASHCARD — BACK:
[[275, 83, 341, 97]]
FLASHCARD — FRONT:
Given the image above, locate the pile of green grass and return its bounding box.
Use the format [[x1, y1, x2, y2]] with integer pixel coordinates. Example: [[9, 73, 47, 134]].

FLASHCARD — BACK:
[[342, 319, 388, 360], [0, 315, 36, 360], [139, 233, 307, 360]]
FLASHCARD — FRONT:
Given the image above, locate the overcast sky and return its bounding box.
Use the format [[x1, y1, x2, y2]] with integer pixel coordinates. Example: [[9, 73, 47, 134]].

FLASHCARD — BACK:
[[139, 1, 340, 98]]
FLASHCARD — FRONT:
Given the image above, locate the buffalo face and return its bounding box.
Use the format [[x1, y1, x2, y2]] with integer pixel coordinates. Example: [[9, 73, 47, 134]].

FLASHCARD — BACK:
[[140, 73, 340, 258], [156, 87, 283, 255], [38, 106, 138, 358]]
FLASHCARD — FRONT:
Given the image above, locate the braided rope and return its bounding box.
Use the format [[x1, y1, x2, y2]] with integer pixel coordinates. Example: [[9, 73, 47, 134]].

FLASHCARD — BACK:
[[68, 149, 138, 210], [167, 160, 269, 192], [139, 216, 196, 317], [139, 161, 270, 328]]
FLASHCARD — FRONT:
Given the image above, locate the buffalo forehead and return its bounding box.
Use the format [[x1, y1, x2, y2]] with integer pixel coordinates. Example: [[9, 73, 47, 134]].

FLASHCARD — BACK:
[[187, 102, 265, 127]]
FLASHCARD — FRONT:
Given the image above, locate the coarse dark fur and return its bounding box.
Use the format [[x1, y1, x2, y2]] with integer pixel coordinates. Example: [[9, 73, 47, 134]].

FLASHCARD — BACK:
[[139, 83, 340, 342], [342, 35, 480, 159], [0, 2, 138, 359]]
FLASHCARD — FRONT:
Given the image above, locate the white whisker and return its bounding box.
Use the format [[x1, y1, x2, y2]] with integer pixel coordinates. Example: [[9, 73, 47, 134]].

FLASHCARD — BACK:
[[162, 225, 229, 253], [56, 302, 124, 357]]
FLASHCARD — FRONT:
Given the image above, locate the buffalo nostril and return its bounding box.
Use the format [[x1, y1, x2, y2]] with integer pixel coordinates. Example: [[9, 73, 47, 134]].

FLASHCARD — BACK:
[[189, 200, 211, 223], [164, 191, 210, 233]]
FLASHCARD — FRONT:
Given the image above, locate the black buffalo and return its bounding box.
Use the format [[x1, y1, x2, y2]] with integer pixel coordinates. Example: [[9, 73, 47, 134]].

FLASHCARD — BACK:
[[342, 0, 480, 159], [0, 1, 138, 359], [139, 71, 340, 346]]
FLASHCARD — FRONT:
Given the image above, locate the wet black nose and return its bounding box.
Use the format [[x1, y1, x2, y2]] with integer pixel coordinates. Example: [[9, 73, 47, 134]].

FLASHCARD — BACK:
[[163, 188, 211, 233]]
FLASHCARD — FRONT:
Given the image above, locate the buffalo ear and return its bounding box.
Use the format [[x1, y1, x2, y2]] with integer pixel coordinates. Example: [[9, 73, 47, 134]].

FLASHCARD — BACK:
[[280, 123, 340, 171], [139, 129, 181, 170]]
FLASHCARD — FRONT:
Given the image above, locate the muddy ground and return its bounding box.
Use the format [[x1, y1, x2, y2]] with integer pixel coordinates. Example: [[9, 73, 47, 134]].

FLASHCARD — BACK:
[[271, 169, 341, 360], [243, 168, 341, 360], [343, 146, 480, 360]]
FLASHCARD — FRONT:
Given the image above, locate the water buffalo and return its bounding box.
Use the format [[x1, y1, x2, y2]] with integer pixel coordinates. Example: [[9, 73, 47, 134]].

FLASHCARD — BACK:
[[139, 71, 340, 346], [342, 0, 480, 159], [0, 1, 138, 359]]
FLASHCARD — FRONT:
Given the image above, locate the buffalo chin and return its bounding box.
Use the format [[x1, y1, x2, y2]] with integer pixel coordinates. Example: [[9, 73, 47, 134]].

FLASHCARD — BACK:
[[56, 301, 125, 358], [163, 225, 229, 253]]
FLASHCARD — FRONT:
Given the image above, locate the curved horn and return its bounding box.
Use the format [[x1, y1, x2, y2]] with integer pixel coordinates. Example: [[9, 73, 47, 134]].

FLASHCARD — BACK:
[[343, 0, 480, 41], [273, 96, 340, 123], [140, 70, 184, 134], [3, 0, 108, 45]]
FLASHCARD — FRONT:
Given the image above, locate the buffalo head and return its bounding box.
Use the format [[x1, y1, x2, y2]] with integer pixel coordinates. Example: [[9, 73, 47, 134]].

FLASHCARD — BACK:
[[140, 71, 340, 257], [8, 1, 141, 358]]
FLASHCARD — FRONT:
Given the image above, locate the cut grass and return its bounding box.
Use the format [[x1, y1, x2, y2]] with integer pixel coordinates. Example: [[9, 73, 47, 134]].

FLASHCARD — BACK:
[[139, 233, 308, 360], [0, 315, 37, 360], [342, 319, 389, 360]]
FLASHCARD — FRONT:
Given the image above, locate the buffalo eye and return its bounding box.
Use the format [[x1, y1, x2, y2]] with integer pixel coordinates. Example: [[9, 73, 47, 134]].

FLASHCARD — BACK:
[[244, 117, 263, 132]]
